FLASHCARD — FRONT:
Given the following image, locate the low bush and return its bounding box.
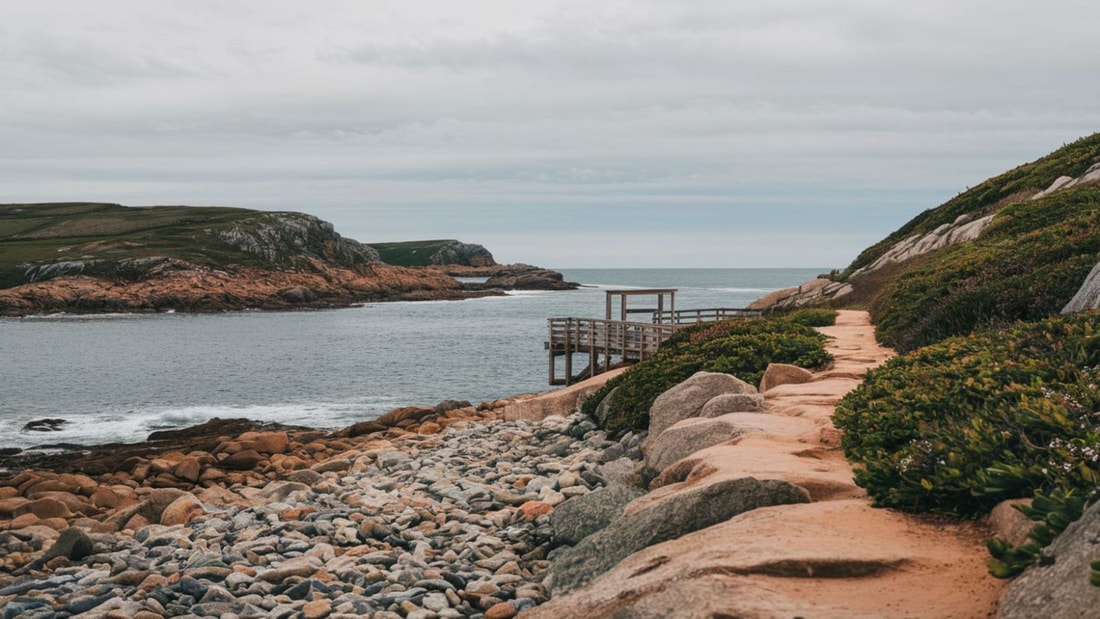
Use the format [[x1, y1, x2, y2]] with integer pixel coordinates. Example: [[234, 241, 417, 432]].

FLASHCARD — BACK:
[[835, 313, 1100, 577], [836, 313, 1100, 517], [582, 309, 836, 435]]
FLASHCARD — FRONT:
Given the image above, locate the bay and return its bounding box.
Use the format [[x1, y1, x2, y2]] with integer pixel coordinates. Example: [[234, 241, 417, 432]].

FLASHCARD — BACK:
[[0, 268, 822, 449]]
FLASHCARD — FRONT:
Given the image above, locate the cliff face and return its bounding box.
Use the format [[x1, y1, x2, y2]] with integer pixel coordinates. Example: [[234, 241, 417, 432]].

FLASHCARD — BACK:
[[211, 212, 380, 269]]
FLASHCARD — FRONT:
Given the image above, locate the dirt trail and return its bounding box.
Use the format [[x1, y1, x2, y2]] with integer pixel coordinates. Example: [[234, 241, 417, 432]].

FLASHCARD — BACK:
[[525, 309, 1003, 618]]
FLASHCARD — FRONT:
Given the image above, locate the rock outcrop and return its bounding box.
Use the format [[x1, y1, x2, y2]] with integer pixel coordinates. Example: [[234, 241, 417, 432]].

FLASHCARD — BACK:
[[211, 212, 380, 268], [747, 276, 853, 311], [852, 212, 996, 277], [997, 499, 1100, 619], [1061, 261, 1100, 313], [0, 261, 485, 316], [426, 241, 496, 267], [479, 265, 578, 291]]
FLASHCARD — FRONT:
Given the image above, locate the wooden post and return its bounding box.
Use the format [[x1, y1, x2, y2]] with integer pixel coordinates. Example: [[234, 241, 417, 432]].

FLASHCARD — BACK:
[[564, 319, 573, 386]]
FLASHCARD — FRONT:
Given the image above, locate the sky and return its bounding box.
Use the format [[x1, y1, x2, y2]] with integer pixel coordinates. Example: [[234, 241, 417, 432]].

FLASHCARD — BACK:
[[3, 1, 1099, 268]]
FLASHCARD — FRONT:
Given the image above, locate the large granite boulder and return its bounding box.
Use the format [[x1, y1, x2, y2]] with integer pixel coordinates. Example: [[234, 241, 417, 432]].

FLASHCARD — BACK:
[[551, 481, 647, 546], [642, 417, 746, 475], [548, 477, 810, 594], [648, 372, 756, 438], [998, 499, 1100, 618]]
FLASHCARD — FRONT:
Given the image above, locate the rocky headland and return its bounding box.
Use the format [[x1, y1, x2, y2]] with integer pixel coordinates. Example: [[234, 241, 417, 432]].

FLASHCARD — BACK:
[[0, 204, 577, 317]]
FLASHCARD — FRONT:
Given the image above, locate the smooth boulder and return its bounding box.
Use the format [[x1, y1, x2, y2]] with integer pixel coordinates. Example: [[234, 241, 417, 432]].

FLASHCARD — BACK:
[[551, 481, 647, 546], [548, 477, 810, 594], [642, 417, 745, 475], [648, 372, 756, 438]]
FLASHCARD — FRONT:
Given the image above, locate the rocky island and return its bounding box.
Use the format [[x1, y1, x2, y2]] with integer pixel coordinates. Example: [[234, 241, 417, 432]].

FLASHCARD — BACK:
[[0, 203, 577, 317]]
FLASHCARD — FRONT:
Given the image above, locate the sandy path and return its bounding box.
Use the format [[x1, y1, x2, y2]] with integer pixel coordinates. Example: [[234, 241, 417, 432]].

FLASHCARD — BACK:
[[525, 310, 1003, 618]]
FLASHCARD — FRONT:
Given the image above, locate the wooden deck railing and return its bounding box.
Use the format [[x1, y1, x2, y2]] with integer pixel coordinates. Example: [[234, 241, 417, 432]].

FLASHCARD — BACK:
[[546, 307, 762, 385]]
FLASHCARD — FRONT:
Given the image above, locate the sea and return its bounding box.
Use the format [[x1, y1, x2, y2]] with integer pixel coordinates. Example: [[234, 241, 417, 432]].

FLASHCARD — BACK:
[[0, 268, 822, 451]]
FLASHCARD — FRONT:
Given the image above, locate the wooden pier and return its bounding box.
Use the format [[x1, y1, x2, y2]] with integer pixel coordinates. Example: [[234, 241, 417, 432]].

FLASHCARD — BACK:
[[547, 289, 762, 385]]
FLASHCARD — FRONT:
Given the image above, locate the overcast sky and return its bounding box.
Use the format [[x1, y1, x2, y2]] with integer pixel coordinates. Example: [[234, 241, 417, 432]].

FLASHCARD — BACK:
[[3, 1, 1099, 267]]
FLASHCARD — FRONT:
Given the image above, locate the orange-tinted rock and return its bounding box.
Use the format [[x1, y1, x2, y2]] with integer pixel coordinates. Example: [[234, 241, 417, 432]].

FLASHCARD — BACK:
[[91, 486, 123, 510], [150, 458, 176, 474], [239, 431, 289, 455], [0, 497, 31, 517], [9, 513, 39, 529], [31, 492, 95, 517], [173, 457, 202, 483], [222, 449, 265, 471], [58, 473, 99, 496], [0, 487, 17, 500], [199, 467, 227, 483], [37, 517, 70, 531], [15, 497, 73, 520], [518, 501, 554, 521], [160, 493, 204, 526], [417, 422, 442, 435], [123, 513, 151, 531], [484, 602, 518, 619]]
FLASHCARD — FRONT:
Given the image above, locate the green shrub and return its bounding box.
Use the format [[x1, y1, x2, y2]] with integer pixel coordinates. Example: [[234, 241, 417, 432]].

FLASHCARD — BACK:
[[582, 309, 836, 435], [870, 186, 1100, 352], [835, 313, 1100, 518]]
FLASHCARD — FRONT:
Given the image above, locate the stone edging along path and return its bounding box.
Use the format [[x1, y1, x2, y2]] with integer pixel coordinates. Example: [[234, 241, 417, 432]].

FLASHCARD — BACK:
[[523, 310, 1004, 618]]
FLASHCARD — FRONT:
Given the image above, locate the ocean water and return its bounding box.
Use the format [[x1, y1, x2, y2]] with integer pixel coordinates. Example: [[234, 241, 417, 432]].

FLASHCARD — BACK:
[[0, 268, 822, 450]]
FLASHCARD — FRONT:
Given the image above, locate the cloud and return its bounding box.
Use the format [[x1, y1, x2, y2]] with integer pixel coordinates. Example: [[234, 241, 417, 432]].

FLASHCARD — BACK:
[[2, 1, 1100, 267]]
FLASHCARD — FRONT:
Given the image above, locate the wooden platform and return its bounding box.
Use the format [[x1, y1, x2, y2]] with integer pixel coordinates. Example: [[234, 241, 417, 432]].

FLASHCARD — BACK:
[[547, 289, 761, 385]]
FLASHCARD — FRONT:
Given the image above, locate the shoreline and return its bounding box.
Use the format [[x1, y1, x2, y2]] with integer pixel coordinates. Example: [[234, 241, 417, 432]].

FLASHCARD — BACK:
[[0, 375, 631, 618]]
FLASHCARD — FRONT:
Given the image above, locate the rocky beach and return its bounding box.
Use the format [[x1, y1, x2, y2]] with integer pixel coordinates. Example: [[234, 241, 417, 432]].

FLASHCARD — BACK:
[[1, 311, 1021, 618], [0, 388, 642, 618]]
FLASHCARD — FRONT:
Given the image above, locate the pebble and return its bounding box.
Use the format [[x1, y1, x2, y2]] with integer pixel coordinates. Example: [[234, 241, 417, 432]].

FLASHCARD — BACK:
[[0, 413, 635, 617]]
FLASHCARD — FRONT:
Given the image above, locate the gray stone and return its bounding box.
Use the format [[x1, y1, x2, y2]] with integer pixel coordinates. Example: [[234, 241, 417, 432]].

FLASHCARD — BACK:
[[42, 527, 95, 561], [551, 481, 646, 546], [997, 499, 1100, 618], [642, 417, 745, 475], [648, 372, 756, 438], [549, 477, 810, 594], [1063, 261, 1100, 314], [699, 393, 765, 417]]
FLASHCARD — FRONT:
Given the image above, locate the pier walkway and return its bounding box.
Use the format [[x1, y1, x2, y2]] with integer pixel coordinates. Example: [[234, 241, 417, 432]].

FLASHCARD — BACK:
[[547, 289, 761, 385]]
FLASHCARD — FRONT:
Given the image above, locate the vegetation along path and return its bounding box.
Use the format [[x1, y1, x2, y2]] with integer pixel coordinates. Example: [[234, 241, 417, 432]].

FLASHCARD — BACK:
[[527, 310, 1003, 618]]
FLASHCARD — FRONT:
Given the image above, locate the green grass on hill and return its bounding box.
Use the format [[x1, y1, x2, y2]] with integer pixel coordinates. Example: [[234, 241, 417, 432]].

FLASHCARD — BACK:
[[367, 240, 461, 267], [0, 203, 281, 288]]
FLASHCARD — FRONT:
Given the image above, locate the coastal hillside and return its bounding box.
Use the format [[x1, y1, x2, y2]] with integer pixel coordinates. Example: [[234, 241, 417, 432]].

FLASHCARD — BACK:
[[754, 132, 1100, 353], [0, 203, 576, 315], [0, 202, 379, 289]]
